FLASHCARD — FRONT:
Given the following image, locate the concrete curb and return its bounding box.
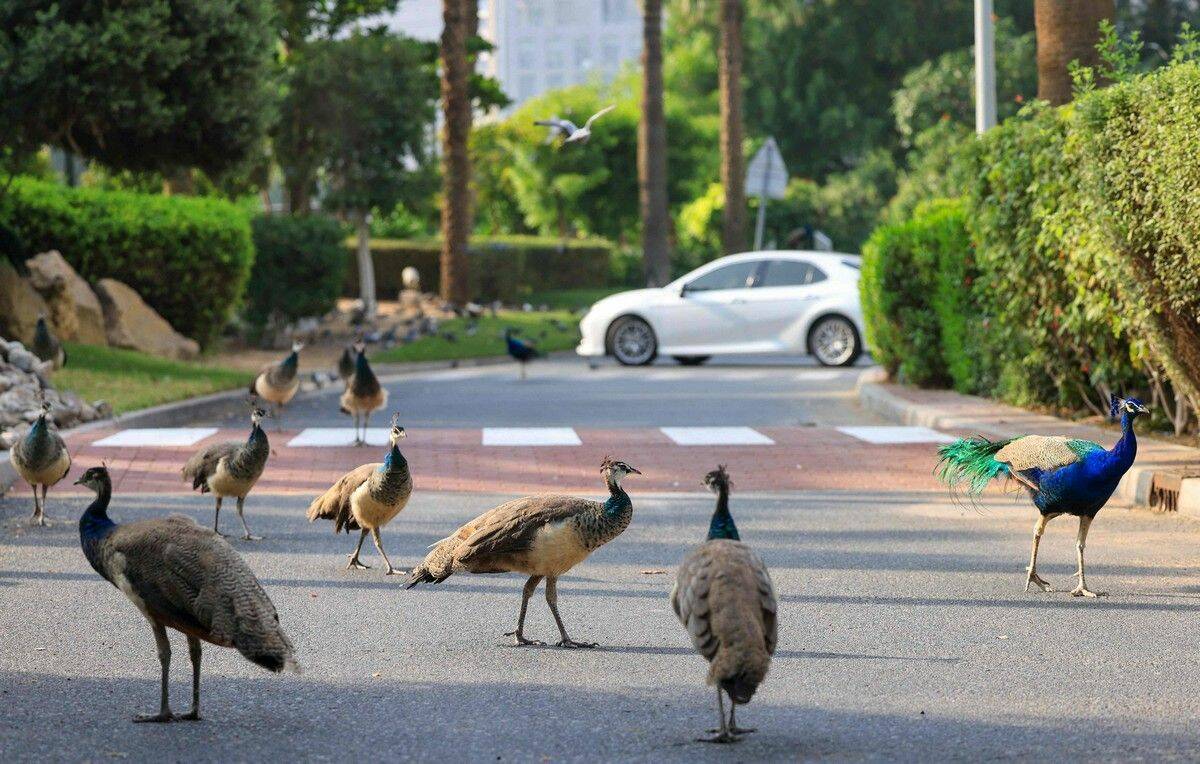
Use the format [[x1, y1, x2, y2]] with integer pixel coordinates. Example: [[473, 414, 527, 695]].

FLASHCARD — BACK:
[[856, 370, 1200, 517], [0, 350, 576, 496]]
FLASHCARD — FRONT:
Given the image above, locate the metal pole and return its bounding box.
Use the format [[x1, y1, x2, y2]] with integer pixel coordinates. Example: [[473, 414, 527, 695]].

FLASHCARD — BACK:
[[752, 147, 771, 251], [974, 0, 997, 133]]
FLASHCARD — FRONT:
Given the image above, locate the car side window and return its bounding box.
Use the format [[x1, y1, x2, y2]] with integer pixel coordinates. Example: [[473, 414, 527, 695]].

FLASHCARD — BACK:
[[684, 261, 761, 292], [757, 259, 827, 287]]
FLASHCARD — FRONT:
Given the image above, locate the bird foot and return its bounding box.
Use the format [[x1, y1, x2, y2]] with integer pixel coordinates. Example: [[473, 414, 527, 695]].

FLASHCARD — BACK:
[[133, 711, 177, 724], [1024, 572, 1053, 592], [176, 710, 202, 722], [384, 567, 408, 577], [346, 557, 371, 570], [555, 638, 598, 649], [707, 726, 756, 735], [30, 516, 46, 527], [503, 631, 545, 647], [697, 732, 741, 744], [241, 534, 263, 542], [1070, 586, 1106, 598]]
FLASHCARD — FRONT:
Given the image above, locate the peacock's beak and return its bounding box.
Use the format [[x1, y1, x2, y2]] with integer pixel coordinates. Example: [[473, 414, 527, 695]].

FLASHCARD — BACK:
[[626, 466, 642, 475]]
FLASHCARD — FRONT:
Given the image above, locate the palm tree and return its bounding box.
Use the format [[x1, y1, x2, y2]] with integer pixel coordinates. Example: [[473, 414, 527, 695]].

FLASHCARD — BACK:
[[440, 0, 472, 304], [639, 0, 671, 286], [718, 0, 746, 254], [1035, 0, 1115, 105]]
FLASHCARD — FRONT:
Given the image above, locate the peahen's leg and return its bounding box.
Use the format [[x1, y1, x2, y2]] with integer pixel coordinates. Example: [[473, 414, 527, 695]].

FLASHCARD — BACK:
[[545, 577, 597, 648], [38, 484, 48, 525], [1071, 515, 1106, 597], [504, 575, 544, 646], [134, 621, 175, 723], [213, 496, 224, 536], [1025, 513, 1055, 592], [236, 496, 261, 541], [177, 636, 202, 721], [352, 413, 362, 445], [362, 411, 371, 444], [727, 699, 756, 735], [371, 528, 404, 576], [699, 687, 737, 744], [29, 485, 42, 526], [347, 528, 371, 569]]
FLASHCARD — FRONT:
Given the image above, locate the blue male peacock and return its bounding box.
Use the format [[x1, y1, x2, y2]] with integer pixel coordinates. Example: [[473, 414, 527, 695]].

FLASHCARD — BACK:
[[936, 395, 1148, 597], [504, 328, 541, 379]]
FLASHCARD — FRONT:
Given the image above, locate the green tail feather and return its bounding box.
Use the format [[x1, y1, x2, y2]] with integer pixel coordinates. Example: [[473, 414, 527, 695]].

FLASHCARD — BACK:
[[935, 436, 1013, 495]]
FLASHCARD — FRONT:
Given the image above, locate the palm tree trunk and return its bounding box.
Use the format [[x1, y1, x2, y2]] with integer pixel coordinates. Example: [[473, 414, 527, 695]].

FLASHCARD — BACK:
[[355, 212, 377, 319], [639, 0, 671, 286], [440, 0, 473, 305], [1035, 0, 1115, 105], [718, 0, 746, 254]]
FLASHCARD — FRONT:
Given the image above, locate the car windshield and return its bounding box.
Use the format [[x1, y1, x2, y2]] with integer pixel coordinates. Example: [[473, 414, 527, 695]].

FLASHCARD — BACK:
[[684, 261, 760, 292], [757, 259, 827, 287]]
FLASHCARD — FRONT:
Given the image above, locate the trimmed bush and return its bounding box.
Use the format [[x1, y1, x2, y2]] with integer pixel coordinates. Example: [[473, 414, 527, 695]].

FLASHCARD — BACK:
[[343, 236, 613, 302], [0, 177, 253, 347], [247, 215, 346, 326], [860, 201, 954, 387]]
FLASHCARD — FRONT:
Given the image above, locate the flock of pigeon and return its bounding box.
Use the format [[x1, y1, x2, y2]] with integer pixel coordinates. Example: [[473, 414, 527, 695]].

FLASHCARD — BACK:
[[11, 339, 775, 743]]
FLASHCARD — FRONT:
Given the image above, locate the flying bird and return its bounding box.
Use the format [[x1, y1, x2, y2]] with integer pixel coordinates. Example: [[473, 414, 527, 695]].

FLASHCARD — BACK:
[[534, 104, 616, 146]]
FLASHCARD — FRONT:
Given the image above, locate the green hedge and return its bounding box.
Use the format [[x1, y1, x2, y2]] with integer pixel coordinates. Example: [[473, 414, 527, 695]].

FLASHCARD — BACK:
[[343, 235, 613, 302], [0, 177, 253, 347], [248, 215, 346, 326], [861, 200, 958, 387]]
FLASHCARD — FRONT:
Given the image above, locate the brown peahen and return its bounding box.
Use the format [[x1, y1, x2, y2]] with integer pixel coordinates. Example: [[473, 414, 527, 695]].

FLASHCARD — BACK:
[[407, 457, 640, 648], [181, 402, 271, 540], [671, 466, 777, 743], [306, 415, 412, 575], [75, 465, 298, 722], [340, 341, 388, 446], [251, 341, 302, 430], [11, 400, 71, 526]]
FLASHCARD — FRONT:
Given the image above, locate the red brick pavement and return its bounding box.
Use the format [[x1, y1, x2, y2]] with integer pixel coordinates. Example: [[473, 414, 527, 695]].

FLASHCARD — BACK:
[[29, 426, 955, 497]]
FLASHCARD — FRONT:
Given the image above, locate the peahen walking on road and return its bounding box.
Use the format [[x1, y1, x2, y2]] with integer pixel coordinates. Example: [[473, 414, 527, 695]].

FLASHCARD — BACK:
[[181, 402, 271, 540], [936, 395, 1148, 597], [407, 457, 641, 648], [251, 341, 302, 430], [504, 328, 541, 379], [671, 466, 777, 744], [11, 400, 71, 526], [75, 465, 297, 722], [307, 415, 412, 575], [340, 341, 388, 446]]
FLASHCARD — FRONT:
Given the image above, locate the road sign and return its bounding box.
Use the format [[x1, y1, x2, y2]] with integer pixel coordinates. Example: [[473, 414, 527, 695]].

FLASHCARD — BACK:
[[746, 137, 788, 200]]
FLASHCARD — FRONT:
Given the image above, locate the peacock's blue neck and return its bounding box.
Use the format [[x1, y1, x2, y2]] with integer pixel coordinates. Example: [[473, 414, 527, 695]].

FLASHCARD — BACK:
[[1106, 411, 1139, 470], [249, 421, 267, 444], [283, 351, 298, 370], [706, 489, 740, 541], [79, 480, 117, 575], [603, 480, 631, 516], [380, 443, 407, 473]]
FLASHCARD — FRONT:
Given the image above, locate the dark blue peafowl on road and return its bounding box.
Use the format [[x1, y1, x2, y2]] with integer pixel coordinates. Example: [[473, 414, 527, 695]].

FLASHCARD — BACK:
[[505, 328, 541, 379], [935, 395, 1148, 597]]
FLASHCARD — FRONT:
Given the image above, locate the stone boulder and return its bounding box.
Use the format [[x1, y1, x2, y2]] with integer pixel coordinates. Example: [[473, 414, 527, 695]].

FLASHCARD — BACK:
[[0, 260, 50, 344], [24, 250, 108, 345], [94, 278, 200, 360]]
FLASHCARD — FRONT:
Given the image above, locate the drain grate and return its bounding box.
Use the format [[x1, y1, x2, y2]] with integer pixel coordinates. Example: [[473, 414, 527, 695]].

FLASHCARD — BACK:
[[1149, 473, 1183, 513]]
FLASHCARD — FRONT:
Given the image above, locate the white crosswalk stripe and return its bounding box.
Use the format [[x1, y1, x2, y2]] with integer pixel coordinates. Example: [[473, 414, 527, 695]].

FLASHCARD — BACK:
[[92, 428, 218, 447], [836, 426, 954, 444], [659, 427, 775, 445], [481, 427, 582, 446], [288, 428, 392, 447]]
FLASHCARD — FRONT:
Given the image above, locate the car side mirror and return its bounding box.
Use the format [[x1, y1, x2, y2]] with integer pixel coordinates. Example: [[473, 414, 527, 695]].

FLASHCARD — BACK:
[[678, 283, 690, 297]]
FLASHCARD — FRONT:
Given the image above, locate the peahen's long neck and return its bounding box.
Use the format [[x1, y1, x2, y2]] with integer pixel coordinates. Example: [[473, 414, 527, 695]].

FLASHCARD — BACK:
[[79, 479, 117, 579], [370, 443, 410, 502], [706, 485, 740, 541], [22, 416, 57, 466], [228, 422, 270, 478], [352, 352, 378, 395]]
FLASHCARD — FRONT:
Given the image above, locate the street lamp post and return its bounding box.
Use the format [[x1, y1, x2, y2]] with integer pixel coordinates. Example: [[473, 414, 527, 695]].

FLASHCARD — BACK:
[[975, 0, 997, 133]]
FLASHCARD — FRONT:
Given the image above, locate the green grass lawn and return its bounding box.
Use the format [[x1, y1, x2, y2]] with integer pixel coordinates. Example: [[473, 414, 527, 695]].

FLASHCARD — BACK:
[[374, 310, 580, 364], [56, 343, 250, 414], [522, 286, 624, 311]]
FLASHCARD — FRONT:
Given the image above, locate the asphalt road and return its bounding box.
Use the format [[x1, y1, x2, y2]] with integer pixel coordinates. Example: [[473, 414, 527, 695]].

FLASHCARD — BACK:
[[3, 358, 1200, 762]]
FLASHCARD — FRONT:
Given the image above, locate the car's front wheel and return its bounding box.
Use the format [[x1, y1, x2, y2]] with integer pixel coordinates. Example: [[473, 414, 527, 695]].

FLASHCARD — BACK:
[[608, 316, 657, 366], [808, 315, 861, 367]]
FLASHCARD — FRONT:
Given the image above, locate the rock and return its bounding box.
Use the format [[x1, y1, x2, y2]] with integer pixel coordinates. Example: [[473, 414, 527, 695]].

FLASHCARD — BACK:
[[7, 346, 35, 373], [25, 250, 108, 345], [0, 260, 50, 344], [94, 278, 200, 360]]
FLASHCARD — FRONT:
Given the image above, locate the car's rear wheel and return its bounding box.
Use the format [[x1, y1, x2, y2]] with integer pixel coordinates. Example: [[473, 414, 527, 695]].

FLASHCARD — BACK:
[[672, 355, 711, 366], [608, 316, 657, 366], [808, 315, 861, 367]]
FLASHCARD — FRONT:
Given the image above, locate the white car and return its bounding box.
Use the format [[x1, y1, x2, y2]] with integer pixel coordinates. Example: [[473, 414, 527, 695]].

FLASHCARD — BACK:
[[577, 250, 865, 367]]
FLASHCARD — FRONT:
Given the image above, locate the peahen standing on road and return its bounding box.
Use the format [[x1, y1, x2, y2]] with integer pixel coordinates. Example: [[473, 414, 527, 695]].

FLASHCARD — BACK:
[[251, 341, 303, 430], [936, 395, 1148, 597], [75, 465, 297, 722], [672, 466, 777, 744], [504, 328, 541, 379], [336, 344, 356, 386], [181, 402, 271, 540], [11, 400, 71, 526], [407, 457, 641, 648], [340, 341, 388, 446], [32, 316, 66, 370], [307, 415, 412, 575]]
